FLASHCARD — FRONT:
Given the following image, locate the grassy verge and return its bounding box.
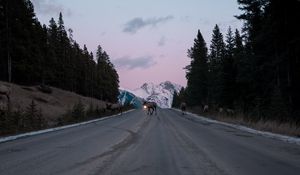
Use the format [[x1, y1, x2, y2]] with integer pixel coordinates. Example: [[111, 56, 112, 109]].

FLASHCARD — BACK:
[[186, 106, 300, 137]]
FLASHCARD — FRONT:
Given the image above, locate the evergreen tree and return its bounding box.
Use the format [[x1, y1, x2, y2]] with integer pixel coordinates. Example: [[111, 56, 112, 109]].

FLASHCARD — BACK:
[[47, 17, 59, 86], [172, 91, 179, 108], [0, 3, 120, 104], [236, 0, 269, 117], [57, 12, 70, 90], [233, 29, 249, 112], [208, 24, 226, 106], [236, 0, 266, 50], [57, 12, 67, 42], [261, 0, 300, 122], [96, 45, 119, 102], [172, 87, 186, 108], [225, 27, 235, 57], [209, 25, 226, 63], [96, 45, 105, 100], [0, 0, 42, 84], [236, 0, 300, 122], [220, 26, 236, 108], [185, 30, 209, 106], [24, 100, 43, 130], [233, 29, 243, 54]]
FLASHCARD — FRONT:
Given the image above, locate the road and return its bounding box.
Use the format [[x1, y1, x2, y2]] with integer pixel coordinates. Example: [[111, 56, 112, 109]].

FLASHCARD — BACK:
[[0, 109, 300, 175]]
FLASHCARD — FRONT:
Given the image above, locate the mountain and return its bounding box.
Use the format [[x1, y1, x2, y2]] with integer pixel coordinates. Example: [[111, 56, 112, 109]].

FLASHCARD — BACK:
[[118, 88, 143, 108], [120, 81, 182, 108]]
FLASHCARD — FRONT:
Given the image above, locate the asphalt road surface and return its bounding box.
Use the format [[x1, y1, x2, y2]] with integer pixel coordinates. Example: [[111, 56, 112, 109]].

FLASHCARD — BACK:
[[1, 109, 300, 175]]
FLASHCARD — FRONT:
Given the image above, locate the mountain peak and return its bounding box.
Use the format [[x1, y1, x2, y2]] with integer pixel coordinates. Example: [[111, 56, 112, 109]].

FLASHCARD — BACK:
[[129, 81, 183, 108], [141, 82, 153, 88]]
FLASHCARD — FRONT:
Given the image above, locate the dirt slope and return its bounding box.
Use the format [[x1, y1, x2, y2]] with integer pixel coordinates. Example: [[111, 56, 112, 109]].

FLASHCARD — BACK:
[[0, 81, 106, 122]]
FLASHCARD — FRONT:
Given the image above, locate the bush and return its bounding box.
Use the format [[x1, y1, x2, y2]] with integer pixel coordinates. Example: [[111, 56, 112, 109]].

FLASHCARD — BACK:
[[23, 100, 46, 130]]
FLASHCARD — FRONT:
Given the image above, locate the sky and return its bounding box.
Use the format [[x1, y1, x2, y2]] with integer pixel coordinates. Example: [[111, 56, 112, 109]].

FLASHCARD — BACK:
[[31, 0, 243, 90]]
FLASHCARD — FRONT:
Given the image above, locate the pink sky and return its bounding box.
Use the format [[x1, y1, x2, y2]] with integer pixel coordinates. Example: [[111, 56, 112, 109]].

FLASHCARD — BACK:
[[32, 0, 242, 90]]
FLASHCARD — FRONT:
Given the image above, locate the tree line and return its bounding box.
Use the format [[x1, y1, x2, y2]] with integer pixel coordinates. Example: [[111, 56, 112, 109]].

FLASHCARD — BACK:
[[0, 0, 119, 102], [176, 0, 300, 123]]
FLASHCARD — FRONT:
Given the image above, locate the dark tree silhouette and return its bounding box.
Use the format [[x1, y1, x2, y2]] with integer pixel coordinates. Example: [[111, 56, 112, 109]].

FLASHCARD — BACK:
[[0, 0, 120, 103], [185, 30, 209, 106]]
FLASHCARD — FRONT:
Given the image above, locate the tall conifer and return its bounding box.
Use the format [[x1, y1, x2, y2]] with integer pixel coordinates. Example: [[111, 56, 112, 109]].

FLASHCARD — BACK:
[[185, 30, 209, 106]]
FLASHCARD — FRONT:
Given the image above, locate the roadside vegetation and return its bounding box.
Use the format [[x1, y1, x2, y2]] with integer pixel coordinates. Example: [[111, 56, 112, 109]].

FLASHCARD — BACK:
[[0, 82, 133, 137], [185, 107, 300, 137], [0, 97, 132, 137], [173, 0, 300, 136]]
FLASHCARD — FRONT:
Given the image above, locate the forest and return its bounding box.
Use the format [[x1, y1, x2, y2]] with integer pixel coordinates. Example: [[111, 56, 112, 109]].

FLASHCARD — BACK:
[[174, 0, 300, 124], [1, 0, 300, 129], [0, 0, 120, 103]]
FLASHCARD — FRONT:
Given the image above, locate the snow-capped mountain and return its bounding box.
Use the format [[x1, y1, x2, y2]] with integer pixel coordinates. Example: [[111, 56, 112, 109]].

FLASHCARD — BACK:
[[118, 88, 143, 108], [129, 81, 182, 108]]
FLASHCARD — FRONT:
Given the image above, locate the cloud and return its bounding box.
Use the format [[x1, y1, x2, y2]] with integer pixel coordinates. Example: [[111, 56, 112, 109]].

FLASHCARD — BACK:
[[31, 0, 72, 17], [158, 36, 166, 46], [123, 15, 174, 34], [113, 56, 156, 70]]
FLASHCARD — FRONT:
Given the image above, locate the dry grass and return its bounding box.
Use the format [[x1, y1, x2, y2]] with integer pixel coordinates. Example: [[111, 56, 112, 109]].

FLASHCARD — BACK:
[[187, 106, 300, 137], [248, 120, 300, 137], [0, 81, 107, 124]]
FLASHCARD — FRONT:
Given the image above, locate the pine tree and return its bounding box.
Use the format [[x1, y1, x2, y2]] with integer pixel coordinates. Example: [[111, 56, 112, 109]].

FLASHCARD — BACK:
[[233, 29, 249, 112], [57, 12, 67, 42], [233, 29, 243, 54], [209, 25, 226, 63], [57, 12, 71, 90], [0, 1, 121, 109], [236, 0, 269, 118], [236, 0, 266, 50], [0, 0, 42, 84], [172, 87, 186, 108], [236, 0, 300, 122], [225, 27, 235, 57], [47, 17, 60, 86], [95, 45, 119, 102], [24, 100, 43, 130], [185, 30, 209, 106], [172, 91, 179, 108], [96, 45, 105, 100], [220, 26, 236, 108], [208, 24, 226, 106]]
